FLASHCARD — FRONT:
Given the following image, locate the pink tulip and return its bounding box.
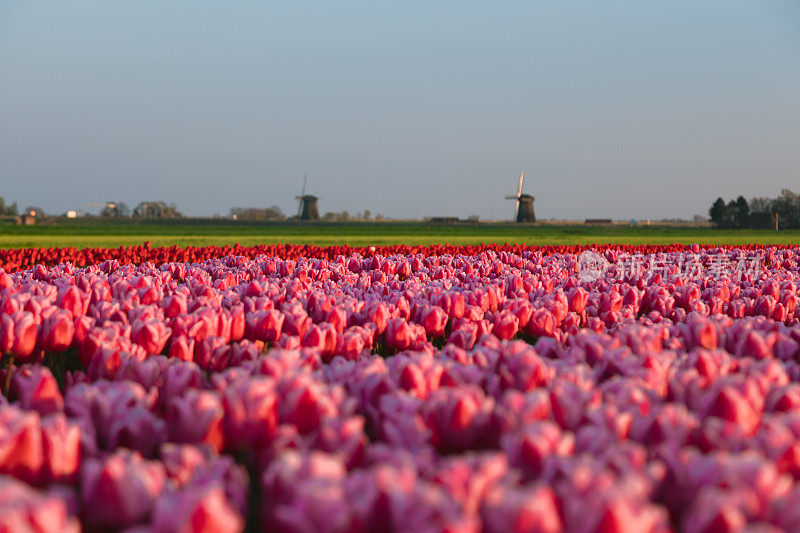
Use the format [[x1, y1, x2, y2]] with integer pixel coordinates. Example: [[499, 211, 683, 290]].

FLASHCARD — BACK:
[[11, 365, 63, 416], [386, 317, 414, 351], [363, 302, 389, 334], [107, 405, 168, 457], [492, 310, 519, 340], [423, 386, 498, 453], [282, 306, 311, 337], [0, 476, 80, 533], [168, 335, 196, 362], [419, 306, 448, 338], [0, 406, 44, 484], [41, 414, 81, 485], [159, 361, 205, 408], [165, 390, 225, 452], [253, 309, 284, 343], [161, 293, 188, 318], [7, 311, 37, 360], [222, 377, 279, 451], [278, 376, 338, 434], [81, 450, 166, 531], [39, 309, 74, 352], [502, 421, 574, 479], [151, 484, 244, 533], [703, 385, 761, 435], [194, 335, 230, 372], [57, 285, 88, 318], [229, 305, 245, 341], [131, 318, 172, 355], [526, 308, 556, 337], [481, 485, 562, 533], [302, 324, 338, 359]]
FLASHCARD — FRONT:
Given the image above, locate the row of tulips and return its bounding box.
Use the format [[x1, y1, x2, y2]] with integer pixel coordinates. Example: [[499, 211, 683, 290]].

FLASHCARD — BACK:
[[0, 246, 800, 531], [1, 241, 797, 273]]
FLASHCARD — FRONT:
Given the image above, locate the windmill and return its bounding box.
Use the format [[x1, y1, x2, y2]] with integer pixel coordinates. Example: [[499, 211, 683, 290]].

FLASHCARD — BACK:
[[505, 172, 535, 223], [295, 175, 320, 220]]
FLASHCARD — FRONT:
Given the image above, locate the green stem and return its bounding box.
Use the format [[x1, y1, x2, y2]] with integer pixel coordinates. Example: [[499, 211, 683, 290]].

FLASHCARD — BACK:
[[3, 355, 15, 397]]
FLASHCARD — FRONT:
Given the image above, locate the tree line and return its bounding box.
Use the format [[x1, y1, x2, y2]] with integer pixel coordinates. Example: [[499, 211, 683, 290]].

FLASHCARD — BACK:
[[710, 189, 800, 229], [229, 206, 383, 222], [0, 196, 19, 216], [99, 201, 182, 218]]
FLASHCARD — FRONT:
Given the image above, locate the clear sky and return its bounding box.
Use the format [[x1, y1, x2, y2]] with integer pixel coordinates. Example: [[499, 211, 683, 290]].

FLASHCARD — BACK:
[[1, 1, 799, 220]]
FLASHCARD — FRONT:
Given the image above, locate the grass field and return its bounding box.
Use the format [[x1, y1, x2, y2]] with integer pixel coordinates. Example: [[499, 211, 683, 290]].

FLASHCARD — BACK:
[[2, 219, 800, 248]]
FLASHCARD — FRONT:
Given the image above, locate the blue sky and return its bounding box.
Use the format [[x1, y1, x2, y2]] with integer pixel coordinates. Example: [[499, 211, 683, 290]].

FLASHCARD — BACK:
[[1, 1, 799, 220]]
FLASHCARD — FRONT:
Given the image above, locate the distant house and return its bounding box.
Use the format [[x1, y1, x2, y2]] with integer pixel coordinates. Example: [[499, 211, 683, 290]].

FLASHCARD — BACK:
[[22, 207, 46, 225]]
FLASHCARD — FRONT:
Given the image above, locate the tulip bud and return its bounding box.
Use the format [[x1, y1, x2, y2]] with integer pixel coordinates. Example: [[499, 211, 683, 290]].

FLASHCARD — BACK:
[[254, 309, 284, 343], [40, 309, 74, 352], [151, 484, 244, 533], [0, 406, 44, 485], [492, 310, 519, 340], [10, 311, 37, 360], [81, 450, 166, 531], [420, 306, 448, 338], [386, 318, 414, 351], [165, 390, 225, 452], [11, 365, 63, 416], [131, 319, 172, 355]]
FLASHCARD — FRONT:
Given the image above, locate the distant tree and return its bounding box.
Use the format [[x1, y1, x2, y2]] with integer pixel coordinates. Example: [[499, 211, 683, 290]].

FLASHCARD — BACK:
[[721, 191, 800, 229], [467, 215, 480, 222], [709, 198, 726, 227], [100, 202, 130, 218], [774, 189, 800, 229], [733, 196, 749, 229], [133, 201, 181, 218], [0, 197, 18, 216], [362, 210, 371, 220], [230, 205, 285, 221], [724, 200, 739, 228], [321, 211, 352, 222]]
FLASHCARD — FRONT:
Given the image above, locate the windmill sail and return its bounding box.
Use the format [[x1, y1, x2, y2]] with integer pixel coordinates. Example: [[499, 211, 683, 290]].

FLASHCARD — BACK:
[[504, 172, 525, 220]]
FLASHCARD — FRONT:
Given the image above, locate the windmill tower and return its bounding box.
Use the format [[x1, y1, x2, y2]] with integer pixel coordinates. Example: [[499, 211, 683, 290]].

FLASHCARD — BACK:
[[295, 175, 320, 220], [505, 172, 535, 223]]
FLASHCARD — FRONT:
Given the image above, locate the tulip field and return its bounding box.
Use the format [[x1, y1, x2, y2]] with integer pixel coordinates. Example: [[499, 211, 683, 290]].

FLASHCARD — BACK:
[[4, 242, 800, 532]]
